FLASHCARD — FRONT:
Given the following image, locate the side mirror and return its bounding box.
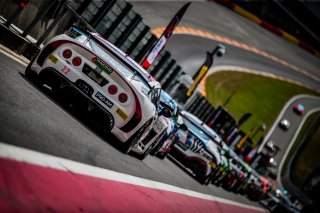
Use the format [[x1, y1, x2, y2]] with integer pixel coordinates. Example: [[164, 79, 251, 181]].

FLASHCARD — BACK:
[[179, 123, 188, 131], [159, 108, 172, 118]]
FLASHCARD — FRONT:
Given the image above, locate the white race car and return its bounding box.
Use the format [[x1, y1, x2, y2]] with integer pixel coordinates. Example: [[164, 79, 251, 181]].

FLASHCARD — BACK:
[[25, 26, 170, 153], [131, 114, 169, 160], [130, 77, 172, 160]]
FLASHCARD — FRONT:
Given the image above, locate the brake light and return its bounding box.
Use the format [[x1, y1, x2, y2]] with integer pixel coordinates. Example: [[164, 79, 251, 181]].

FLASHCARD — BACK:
[[62, 49, 72, 59], [108, 85, 117, 95], [118, 93, 128, 103], [37, 40, 70, 66], [72, 57, 82, 66]]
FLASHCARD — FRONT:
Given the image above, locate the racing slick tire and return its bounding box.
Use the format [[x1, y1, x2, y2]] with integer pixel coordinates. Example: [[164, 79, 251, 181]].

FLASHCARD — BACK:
[[149, 140, 164, 156], [156, 150, 169, 160], [196, 173, 206, 185], [204, 172, 214, 185]]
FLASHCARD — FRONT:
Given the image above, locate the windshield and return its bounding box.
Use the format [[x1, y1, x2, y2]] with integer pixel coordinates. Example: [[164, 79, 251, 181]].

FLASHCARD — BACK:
[[160, 91, 178, 118], [93, 34, 151, 84], [182, 111, 222, 144], [69, 27, 152, 89], [182, 117, 211, 142]]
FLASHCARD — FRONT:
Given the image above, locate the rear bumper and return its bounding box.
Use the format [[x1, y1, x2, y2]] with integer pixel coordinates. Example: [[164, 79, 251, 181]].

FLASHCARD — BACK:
[[38, 68, 115, 132], [171, 145, 209, 176]]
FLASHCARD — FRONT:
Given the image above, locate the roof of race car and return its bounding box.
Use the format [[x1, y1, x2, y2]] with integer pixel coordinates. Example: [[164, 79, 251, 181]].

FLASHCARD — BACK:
[[71, 26, 160, 89]]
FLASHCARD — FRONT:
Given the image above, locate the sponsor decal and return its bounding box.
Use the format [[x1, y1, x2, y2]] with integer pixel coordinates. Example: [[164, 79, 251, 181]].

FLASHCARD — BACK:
[[61, 65, 71, 75], [209, 161, 217, 169], [48, 54, 58, 64], [95, 92, 113, 108], [92, 57, 113, 74], [116, 108, 128, 121]]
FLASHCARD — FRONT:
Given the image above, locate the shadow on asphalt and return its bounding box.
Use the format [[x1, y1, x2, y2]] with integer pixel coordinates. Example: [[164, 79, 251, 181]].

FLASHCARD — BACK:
[[166, 154, 206, 185]]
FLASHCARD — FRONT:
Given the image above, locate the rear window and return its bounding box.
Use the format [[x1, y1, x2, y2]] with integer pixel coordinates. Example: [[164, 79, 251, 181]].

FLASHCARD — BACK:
[[182, 117, 210, 141], [67, 27, 152, 89]]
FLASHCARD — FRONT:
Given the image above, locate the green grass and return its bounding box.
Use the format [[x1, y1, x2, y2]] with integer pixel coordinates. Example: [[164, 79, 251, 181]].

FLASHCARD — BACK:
[[290, 112, 320, 188], [205, 71, 319, 144]]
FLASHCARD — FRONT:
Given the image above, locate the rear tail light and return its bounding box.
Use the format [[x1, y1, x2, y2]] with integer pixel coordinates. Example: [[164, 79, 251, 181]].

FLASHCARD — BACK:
[[120, 91, 142, 133], [72, 57, 82, 66], [37, 40, 69, 66], [108, 85, 117, 95], [118, 93, 128, 103], [62, 49, 72, 59]]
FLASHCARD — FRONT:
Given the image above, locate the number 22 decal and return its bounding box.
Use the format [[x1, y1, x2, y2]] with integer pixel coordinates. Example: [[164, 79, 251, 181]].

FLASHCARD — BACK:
[[61, 66, 71, 75]]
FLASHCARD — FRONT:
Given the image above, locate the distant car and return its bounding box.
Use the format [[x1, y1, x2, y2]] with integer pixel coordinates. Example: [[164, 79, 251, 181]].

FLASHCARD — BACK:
[[170, 111, 222, 184], [279, 119, 290, 130], [269, 157, 278, 167], [293, 103, 304, 115], [210, 154, 230, 185], [151, 91, 187, 159], [265, 140, 280, 156], [180, 111, 223, 147], [220, 159, 245, 191], [131, 86, 172, 160]]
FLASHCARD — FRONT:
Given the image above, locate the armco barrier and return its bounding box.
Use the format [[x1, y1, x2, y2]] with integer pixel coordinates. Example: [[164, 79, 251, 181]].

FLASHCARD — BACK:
[[213, 0, 320, 59]]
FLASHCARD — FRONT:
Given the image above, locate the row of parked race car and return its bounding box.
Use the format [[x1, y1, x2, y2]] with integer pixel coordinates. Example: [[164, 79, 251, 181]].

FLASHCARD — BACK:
[[25, 26, 298, 212]]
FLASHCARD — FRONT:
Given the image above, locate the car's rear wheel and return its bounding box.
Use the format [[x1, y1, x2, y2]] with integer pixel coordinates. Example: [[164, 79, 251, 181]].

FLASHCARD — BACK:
[[195, 172, 206, 185], [204, 172, 215, 185], [149, 137, 165, 156], [122, 119, 153, 154], [156, 150, 168, 160]]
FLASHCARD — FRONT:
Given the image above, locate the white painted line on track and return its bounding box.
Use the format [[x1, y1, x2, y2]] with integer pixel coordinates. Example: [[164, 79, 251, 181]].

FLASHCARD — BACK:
[[276, 107, 320, 185], [0, 142, 267, 212], [0, 44, 29, 67]]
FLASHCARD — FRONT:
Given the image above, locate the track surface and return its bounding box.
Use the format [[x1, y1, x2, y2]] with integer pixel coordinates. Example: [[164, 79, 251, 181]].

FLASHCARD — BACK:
[[1, 1, 320, 211], [0, 143, 266, 213], [261, 95, 320, 177], [131, 1, 320, 180], [131, 1, 320, 89], [0, 52, 259, 207]]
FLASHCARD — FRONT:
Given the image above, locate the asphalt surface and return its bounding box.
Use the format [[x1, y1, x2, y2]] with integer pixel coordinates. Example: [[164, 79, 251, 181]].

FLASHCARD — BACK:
[[1, 1, 320, 210], [131, 1, 320, 89], [0, 52, 259, 207], [166, 34, 320, 90], [262, 95, 320, 176]]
